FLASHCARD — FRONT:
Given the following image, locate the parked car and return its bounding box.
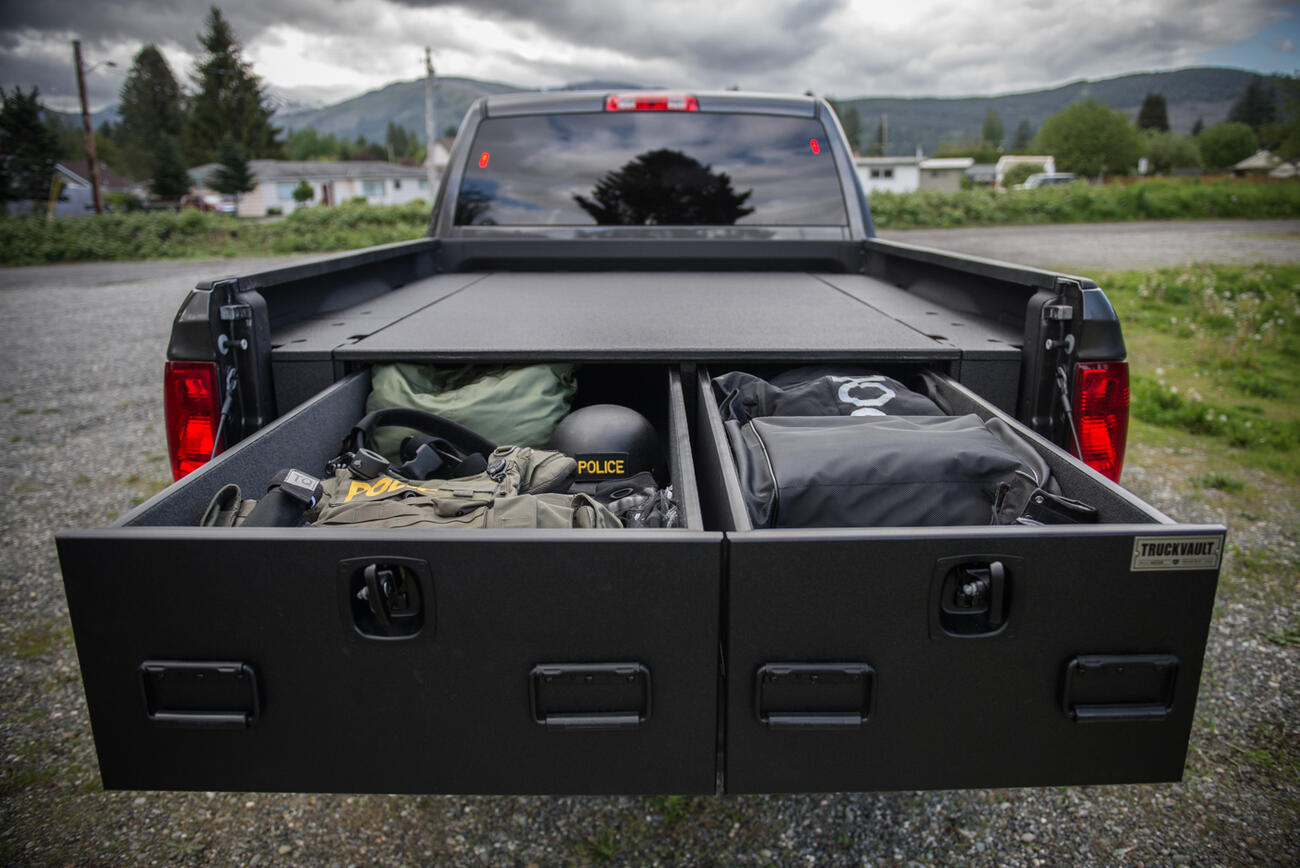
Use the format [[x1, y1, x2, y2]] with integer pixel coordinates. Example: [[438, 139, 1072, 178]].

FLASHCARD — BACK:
[[1017, 172, 1079, 189]]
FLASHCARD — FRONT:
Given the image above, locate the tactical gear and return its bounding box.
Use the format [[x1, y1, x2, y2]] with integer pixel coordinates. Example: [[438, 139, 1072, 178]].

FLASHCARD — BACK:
[[550, 404, 662, 482], [367, 363, 578, 458], [308, 445, 622, 530], [343, 407, 497, 481], [570, 471, 680, 529]]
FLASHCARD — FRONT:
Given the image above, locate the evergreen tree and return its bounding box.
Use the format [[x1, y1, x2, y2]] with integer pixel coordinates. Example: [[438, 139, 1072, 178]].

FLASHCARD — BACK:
[[0, 87, 61, 211], [184, 7, 281, 165], [118, 44, 185, 179], [1136, 92, 1170, 132], [1228, 76, 1276, 131], [386, 122, 415, 160], [206, 134, 255, 208], [150, 135, 191, 200], [981, 108, 1004, 149], [292, 179, 313, 204], [1011, 119, 1033, 151], [1191, 116, 1205, 136], [827, 99, 862, 154]]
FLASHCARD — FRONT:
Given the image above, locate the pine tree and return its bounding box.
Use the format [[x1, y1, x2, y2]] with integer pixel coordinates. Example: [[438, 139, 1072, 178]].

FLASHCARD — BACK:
[[150, 135, 191, 201], [118, 44, 185, 179], [1136, 92, 1170, 132], [1012, 119, 1033, 151], [981, 108, 1004, 149], [206, 134, 255, 208], [1228, 76, 1277, 131], [184, 7, 281, 166], [0, 87, 61, 212], [1191, 116, 1205, 136], [827, 99, 862, 154]]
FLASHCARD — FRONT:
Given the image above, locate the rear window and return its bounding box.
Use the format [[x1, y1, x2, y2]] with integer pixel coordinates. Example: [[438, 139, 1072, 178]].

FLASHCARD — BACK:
[[455, 113, 847, 227]]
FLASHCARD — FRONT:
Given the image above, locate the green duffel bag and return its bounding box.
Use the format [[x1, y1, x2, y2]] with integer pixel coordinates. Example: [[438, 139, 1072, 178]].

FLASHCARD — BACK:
[[367, 363, 578, 459], [307, 445, 622, 530]]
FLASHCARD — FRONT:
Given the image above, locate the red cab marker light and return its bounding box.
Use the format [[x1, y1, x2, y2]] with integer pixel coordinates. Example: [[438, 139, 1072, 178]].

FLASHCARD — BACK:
[[810, 138, 821, 154], [604, 93, 699, 112], [478, 152, 490, 168]]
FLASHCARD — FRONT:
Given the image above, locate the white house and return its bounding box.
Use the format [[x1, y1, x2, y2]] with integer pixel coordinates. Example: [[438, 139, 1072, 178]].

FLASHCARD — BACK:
[[189, 160, 434, 217], [857, 155, 978, 194]]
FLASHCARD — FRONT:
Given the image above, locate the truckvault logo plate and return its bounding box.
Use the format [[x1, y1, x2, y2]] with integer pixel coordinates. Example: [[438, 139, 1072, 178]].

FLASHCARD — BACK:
[[1130, 535, 1223, 571]]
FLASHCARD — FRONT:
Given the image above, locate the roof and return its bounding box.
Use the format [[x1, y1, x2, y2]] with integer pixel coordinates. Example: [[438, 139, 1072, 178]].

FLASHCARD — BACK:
[[190, 160, 430, 183], [920, 157, 975, 170], [1232, 150, 1282, 171], [59, 160, 137, 190], [855, 156, 922, 167]]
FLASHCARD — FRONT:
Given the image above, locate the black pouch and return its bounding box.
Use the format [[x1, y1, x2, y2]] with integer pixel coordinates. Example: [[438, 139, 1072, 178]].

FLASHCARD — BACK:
[[1018, 488, 1100, 525]]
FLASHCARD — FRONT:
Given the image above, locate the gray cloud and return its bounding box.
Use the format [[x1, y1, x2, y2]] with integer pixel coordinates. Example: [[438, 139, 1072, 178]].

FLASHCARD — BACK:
[[0, 0, 1294, 114]]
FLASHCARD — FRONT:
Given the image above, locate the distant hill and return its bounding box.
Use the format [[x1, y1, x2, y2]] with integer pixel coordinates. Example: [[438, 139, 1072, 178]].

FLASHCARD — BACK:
[[834, 67, 1278, 156], [274, 75, 524, 143]]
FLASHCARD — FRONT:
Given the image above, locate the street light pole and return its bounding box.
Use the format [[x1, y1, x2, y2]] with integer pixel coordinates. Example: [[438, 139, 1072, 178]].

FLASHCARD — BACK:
[[72, 39, 106, 215]]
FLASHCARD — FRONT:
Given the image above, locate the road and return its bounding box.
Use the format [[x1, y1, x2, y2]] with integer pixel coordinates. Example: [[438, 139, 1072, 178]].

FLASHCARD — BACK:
[[882, 218, 1300, 271], [1, 230, 1295, 865]]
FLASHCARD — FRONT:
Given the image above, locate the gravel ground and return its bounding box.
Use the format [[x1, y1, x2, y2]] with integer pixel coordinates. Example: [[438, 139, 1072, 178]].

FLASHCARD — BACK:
[[882, 219, 1300, 270], [1, 231, 1297, 866]]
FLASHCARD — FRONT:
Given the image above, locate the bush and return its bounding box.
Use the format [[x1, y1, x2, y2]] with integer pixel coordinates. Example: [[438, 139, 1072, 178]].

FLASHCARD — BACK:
[[1001, 162, 1046, 188], [1196, 123, 1258, 170]]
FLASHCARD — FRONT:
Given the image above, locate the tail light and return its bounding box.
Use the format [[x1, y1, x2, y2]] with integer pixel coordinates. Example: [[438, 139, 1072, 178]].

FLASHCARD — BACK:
[[605, 93, 699, 112], [1071, 361, 1129, 482], [164, 361, 222, 480]]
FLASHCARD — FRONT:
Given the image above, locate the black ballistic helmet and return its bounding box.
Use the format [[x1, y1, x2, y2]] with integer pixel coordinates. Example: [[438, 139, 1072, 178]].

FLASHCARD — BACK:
[[551, 404, 661, 480]]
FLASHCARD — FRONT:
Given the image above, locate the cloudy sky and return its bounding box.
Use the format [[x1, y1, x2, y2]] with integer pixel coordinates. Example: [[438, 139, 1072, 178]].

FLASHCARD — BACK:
[[2, 0, 1297, 113]]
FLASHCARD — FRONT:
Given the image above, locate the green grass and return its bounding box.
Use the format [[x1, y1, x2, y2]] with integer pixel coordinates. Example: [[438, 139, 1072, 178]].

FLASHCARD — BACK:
[[869, 179, 1300, 230], [1093, 264, 1300, 482], [0, 200, 431, 265]]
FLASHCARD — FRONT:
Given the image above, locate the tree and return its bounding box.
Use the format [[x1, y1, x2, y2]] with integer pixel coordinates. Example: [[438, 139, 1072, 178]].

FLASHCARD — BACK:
[[1191, 116, 1205, 136], [981, 108, 1004, 149], [292, 178, 313, 204], [1195, 122, 1258, 170], [1228, 75, 1276, 131], [118, 44, 185, 180], [1136, 92, 1170, 132], [0, 87, 60, 212], [1140, 131, 1201, 174], [1032, 100, 1141, 177], [150, 135, 191, 200], [206, 134, 255, 208], [828, 99, 862, 154], [572, 148, 754, 226], [1272, 75, 1300, 164], [1011, 119, 1033, 151], [184, 7, 281, 165]]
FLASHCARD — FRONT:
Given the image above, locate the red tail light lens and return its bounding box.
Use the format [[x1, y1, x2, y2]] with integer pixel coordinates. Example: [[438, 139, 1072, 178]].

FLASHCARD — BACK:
[[1071, 361, 1129, 482], [164, 361, 222, 480], [604, 93, 699, 112]]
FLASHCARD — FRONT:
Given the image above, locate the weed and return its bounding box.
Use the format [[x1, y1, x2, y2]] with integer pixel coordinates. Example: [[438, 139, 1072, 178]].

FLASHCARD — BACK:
[[1262, 623, 1300, 647], [2, 622, 69, 660], [16, 408, 34, 415], [1191, 473, 1245, 492], [576, 829, 617, 863]]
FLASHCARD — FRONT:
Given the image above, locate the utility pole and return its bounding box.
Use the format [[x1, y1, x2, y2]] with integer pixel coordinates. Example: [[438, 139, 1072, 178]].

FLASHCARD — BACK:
[[73, 40, 105, 215], [424, 48, 437, 193]]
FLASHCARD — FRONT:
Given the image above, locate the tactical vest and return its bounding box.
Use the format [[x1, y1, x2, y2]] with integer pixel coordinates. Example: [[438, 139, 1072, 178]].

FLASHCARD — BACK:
[[306, 445, 622, 530]]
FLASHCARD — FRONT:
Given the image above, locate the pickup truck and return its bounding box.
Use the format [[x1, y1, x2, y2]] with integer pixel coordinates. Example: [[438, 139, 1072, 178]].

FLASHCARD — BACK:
[[56, 90, 1224, 796]]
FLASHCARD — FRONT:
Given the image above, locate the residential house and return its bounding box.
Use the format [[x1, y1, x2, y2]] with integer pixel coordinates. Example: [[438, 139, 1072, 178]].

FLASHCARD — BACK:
[[8, 161, 141, 217], [189, 160, 434, 217], [856, 155, 977, 195], [1232, 149, 1297, 179], [917, 157, 975, 193]]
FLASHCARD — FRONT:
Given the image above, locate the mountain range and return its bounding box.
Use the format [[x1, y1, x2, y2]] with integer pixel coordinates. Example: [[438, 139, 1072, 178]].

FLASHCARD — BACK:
[[66, 66, 1276, 158], [274, 67, 1274, 156]]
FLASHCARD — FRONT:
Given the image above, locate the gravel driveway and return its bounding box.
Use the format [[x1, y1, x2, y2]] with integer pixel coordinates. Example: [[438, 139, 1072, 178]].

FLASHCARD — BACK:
[[1, 228, 1296, 865]]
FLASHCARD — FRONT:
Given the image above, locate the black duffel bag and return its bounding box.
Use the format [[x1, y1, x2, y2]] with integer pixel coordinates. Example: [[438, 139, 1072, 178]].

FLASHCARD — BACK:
[[725, 414, 1042, 529]]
